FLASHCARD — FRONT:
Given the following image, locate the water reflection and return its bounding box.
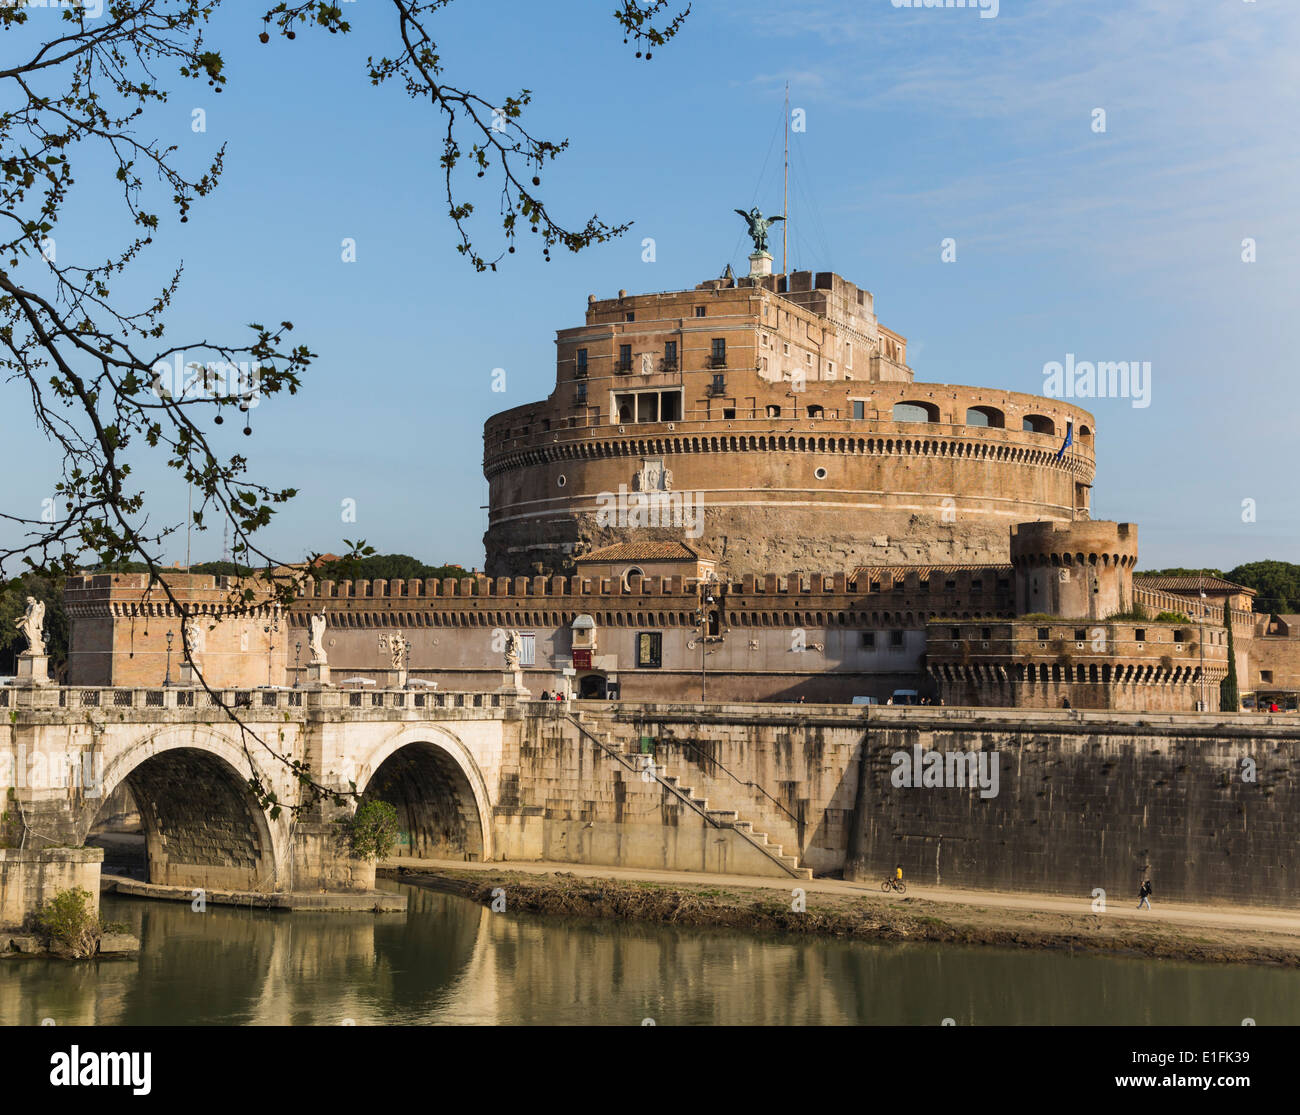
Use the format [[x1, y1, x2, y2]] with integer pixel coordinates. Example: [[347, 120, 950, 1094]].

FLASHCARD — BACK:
[[2, 883, 1298, 1026]]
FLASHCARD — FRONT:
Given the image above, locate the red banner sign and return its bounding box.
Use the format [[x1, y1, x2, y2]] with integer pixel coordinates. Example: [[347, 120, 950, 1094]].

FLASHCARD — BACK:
[[572, 650, 592, 669]]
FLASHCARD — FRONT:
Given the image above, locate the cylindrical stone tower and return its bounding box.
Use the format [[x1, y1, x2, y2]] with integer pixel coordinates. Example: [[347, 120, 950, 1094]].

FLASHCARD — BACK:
[[1010, 520, 1138, 620]]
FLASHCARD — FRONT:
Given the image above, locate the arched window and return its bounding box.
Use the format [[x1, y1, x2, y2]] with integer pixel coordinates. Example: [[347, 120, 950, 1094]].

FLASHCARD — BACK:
[[966, 405, 1005, 428], [1023, 414, 1055, 435], [893, 401, 940, 423]]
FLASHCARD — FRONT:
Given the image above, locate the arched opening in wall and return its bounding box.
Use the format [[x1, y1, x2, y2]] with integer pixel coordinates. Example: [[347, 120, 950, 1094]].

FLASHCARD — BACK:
[[966, 405, 1005, 428], [85, 748, 272, 890], [360, 742, 485, 862], [893, 401, 940, 423], [1022, 414, 1055, 435]]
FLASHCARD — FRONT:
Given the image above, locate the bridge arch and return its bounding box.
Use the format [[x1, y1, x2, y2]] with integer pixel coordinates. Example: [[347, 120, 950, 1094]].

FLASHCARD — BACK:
[[355, 727, 493, 863], [86, 726, 282, 891]]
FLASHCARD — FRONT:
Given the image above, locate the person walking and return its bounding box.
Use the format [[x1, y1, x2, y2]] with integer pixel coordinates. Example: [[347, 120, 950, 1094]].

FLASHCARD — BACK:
[[1137, 878, 1153, 910]]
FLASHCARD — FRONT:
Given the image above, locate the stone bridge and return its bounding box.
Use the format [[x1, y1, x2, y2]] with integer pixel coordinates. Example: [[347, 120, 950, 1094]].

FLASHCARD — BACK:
[[1, 685, 519, 900]]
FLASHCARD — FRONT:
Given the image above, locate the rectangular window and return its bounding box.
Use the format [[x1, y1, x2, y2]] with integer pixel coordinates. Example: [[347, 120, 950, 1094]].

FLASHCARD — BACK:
[[852, 400, 865, 420], [575, 383, 587, 404], [695, 305, 706, 317], [576, 349, 588, 376], [637, 631, 663, 668], [519, 633, 536, 667], [1261, 670, 1274, 683], [711, 373, 726, 396], [783, 342, 790, 355], [889, 630, 904, 648], [625, 312, 635, 322], [664, 340, 678, 367], [711, 338, 727, 365], [1135, 628, 1146, 642], [1074, 628, 1086, 641], [1037, 627, 1050, 640], [981, 627, 991, 640], [860, 632, 875, 649], [1174, 630, 1187, 643], [618, 344, 632, 371], [949, 627, 960, 640]]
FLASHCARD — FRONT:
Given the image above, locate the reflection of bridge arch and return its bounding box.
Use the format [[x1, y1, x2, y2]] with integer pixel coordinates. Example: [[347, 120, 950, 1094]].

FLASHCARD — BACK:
[[356, 728, 493, 862], [86, 727, 282, 890]]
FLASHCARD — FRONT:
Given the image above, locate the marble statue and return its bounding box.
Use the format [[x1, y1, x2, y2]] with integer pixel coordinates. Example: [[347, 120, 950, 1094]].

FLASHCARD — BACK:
[[15, 596, 45, 657], [308, 609, 328, 665], [504, 629, 521, 671], [182, 615, 205, 663], [379, 631, 406, 671]]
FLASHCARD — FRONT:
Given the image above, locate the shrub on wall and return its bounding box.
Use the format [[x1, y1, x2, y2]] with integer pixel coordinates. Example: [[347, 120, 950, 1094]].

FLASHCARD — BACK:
[[34, 887, 101, 958], [345, 800, 399, 860]]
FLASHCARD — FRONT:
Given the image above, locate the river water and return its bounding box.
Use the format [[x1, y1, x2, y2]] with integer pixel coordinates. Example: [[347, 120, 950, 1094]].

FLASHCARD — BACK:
[[2, 882, 1297, 1026]]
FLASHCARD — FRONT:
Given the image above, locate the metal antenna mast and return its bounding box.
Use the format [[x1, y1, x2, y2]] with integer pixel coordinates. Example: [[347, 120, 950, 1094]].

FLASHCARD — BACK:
[[783, 82, 789, 276]]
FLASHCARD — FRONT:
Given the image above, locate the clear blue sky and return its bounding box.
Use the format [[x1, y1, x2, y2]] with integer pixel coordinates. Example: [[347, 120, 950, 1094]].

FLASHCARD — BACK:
[[3, 0, 1296, 573]]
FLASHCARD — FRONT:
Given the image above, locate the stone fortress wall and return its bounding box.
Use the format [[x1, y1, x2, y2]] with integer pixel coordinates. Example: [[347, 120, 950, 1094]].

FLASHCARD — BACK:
[[482, 270, 1096, 577]]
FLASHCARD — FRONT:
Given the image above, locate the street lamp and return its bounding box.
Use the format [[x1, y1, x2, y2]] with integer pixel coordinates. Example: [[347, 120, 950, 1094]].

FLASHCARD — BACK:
[[263, 614, 279, 688], [698, 575, 717, 702], [164, 629, 174, 687], [294, 641, 301, 688]]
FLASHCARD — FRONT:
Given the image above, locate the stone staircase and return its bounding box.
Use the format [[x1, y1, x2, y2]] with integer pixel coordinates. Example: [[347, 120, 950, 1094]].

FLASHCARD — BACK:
[[567, 712, 812, 880]]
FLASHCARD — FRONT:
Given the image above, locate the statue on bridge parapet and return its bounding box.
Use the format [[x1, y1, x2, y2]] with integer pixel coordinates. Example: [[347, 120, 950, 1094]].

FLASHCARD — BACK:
[[181, 614, 205, 666], [497, 629, 530, 698], [16, 596, 45, 657], [304, 609, 332, 687], [308, 610, 328, 665], [14, 596, 51, 685]]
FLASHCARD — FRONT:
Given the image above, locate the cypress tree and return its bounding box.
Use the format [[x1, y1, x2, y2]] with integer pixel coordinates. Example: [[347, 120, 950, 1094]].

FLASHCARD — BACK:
[[1220, 598, 1240, 712]]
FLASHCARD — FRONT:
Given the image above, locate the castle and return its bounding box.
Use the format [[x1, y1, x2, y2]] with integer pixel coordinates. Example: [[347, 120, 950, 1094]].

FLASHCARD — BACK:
[[61, 265, 1300, 711]]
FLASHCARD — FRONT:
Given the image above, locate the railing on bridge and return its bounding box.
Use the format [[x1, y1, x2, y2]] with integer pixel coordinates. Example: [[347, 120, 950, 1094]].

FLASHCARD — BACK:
[[0, 684, 510, 713]]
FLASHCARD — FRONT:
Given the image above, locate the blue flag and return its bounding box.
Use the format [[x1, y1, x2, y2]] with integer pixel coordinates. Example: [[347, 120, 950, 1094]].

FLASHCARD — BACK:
[[1055, 421, 1074, 461]]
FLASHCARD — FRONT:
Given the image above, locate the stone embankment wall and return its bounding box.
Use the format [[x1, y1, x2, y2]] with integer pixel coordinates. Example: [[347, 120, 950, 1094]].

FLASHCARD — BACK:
[[578, 703, 863, 876], [494, 707, 800, 878], [0, 848, 103, 930], [844, 709, 1300, 907]]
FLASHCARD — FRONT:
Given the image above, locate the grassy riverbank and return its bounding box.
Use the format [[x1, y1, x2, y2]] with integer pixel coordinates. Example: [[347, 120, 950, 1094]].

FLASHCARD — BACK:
[[384, 864, 1300, 968]]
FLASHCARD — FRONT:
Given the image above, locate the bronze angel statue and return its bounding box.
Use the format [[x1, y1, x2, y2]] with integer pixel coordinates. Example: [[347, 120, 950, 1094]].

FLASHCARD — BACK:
[[735, 207, 785, 254]]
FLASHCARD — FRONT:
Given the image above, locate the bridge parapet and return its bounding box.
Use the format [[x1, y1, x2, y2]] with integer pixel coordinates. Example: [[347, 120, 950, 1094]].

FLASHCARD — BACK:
[[0, 684, 518, 720]]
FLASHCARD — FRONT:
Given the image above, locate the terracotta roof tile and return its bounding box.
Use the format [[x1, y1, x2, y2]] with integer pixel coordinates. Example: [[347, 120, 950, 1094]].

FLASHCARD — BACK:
[[1134, 575, 1254, 595], [577, 542, 702, 563]]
